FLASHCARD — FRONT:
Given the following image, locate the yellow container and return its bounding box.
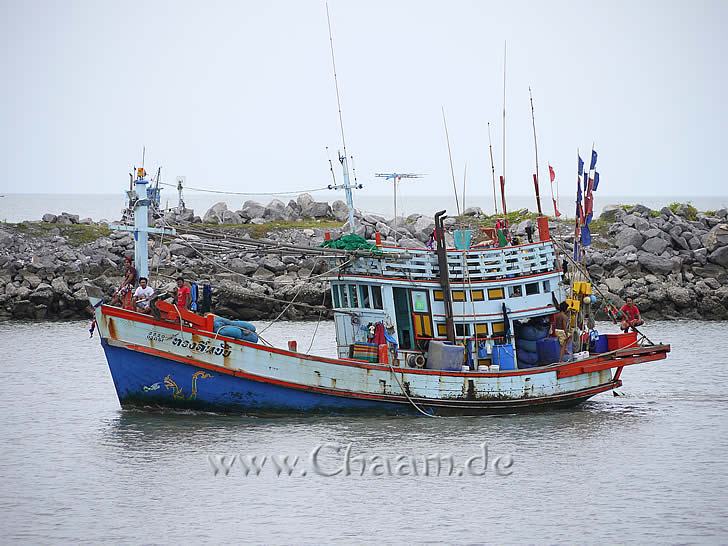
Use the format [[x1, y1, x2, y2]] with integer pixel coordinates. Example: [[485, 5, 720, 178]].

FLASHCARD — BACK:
[[573, 281, 592, 296], [566, 298, 581, 311]]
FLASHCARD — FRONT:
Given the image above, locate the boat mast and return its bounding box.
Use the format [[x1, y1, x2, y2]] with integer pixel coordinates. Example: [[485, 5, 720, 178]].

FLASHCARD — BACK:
[[434, 210, 456, 343], [325, 2, 356, 232], [529, 86, 543, 215], [487, 122, 498, 215], [501, 42, 507, 223], [441, 107, 461, 216]]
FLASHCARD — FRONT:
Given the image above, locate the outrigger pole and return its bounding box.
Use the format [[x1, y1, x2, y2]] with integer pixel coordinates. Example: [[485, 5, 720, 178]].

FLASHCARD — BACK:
[[501, 42, 507, 224], [441, 107, 461, 216]]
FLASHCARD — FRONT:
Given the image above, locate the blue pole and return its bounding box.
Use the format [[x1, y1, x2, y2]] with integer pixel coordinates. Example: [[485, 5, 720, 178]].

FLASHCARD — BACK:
[[134, 173, 149, 279]]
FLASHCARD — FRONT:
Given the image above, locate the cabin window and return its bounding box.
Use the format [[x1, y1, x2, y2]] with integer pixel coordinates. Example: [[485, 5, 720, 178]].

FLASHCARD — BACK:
[[491, 321, 506, 334], [411, 291, 429, 313], [542, 280, 551, 292], [349, 285, 360, 308], [525, 282, 540, 296], [475, 323, 489, 335], [433, 290, 444, 301], [508, 285, 523, 298], [455, 323, 471, 337], [487, 288, 505, 300], [452, 290, 466, 302], [436, 323, 448, 336], [371, 285, 383, 309], [332, 286, 341, 308], [340, 285, 350, 307], [360, 285, 371, 308], [470, 289, 485, 301]]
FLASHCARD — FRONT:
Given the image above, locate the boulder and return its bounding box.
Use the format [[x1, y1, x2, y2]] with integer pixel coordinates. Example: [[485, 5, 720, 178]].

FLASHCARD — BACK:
[[263, 199, 288, 221], [261, 257, 287, 273], [252, 266, 275, 281], [604, 277, 624, 294], [203, 202, 228, 224], [708, 246, 728, 268], [297, 193, 314, 211], [641, 237, 669, 255], [637, 252, 674, 275], [168, 242, 197, 258], [240, 200, 266, 220], [228, 258, 258, 275], [221, 210, 244, 224], [666, 286, 692, 308], [303, 201, 332, 219], [331, 200, 349, 222], [615, 227, 644, 250], [703, 223, 728, 252], [42, 213, 57, 223], [463, 207, 483, 217]]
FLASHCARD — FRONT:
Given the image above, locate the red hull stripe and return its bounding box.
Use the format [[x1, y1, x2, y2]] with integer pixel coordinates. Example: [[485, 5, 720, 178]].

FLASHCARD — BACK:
[[101, 305, 669, 379]]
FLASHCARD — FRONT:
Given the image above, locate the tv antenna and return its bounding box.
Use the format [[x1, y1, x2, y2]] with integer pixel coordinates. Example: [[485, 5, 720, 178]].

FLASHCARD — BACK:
[[375, 172, 424, 244]]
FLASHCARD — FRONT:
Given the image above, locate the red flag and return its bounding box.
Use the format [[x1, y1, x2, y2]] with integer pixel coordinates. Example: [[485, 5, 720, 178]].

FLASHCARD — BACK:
[[552, 198, 561, 217], [549, 165, 556, 183]]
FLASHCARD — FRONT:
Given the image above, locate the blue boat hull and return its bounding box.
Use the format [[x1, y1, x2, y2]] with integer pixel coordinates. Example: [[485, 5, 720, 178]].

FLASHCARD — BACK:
[[102, 339, 413, 415]]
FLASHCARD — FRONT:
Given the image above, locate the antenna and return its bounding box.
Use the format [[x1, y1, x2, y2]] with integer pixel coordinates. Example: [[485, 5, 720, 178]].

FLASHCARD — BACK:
[[375, 172, 424, 244], [529, 86, 543, 215], [501, 42, 507, 221], [487, 122, 498, 215], [441, 107, 461, 216], [462, 162, 468, 214], [142, 146, 146, 171], [325, 2, 357, 232]]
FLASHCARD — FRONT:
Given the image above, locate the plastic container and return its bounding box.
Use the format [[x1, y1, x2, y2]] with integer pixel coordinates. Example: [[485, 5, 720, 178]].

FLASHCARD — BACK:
[[572, 350, 590, 361], [537, 337, 561, 365], [491, 343, 516, 370], [426, 341, 465, 371], [477, 365, 488, 371], [606, 331, 638, 351], [454, 229, 473, 250], [489, 365, 500, 372], [590, 334, 608, 354]]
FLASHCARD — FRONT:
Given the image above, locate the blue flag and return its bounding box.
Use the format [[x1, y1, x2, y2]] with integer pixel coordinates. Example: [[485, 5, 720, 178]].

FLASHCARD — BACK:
[[593, 171, 600, 191], [581, 225, 592, 246], [578, 155, 584, 176], [590, 149, 598, 170]]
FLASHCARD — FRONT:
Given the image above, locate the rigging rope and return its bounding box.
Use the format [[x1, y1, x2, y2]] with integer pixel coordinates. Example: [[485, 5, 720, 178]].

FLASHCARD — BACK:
[[158, 181, 331, 197]]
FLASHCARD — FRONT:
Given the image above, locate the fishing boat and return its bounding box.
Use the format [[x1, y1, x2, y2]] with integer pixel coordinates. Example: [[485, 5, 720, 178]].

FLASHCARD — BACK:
[[88, 11, 668, 415], [87, 164, 670, 416]]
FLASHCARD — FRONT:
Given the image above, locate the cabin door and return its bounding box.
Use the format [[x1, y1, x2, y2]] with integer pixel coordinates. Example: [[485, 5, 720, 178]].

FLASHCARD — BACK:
[[410, 290, 433, 344], [392, 287, 414, 350]]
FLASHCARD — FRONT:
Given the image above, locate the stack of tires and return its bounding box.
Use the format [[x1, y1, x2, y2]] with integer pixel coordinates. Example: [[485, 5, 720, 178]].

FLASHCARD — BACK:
[[515, 322, 550, 369]]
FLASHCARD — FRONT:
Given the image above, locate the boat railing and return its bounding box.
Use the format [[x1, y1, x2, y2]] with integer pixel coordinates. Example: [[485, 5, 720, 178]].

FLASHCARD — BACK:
[[340, 241, 557, 281]]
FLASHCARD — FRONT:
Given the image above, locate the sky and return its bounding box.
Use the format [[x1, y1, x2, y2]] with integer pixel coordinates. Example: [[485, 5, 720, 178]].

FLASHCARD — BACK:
[[1, 0, 726, 200]]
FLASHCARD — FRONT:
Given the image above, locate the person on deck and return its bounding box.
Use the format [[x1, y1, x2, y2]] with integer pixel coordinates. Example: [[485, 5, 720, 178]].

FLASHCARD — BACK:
[[174, 277, 192, 310], [619, 297, 644, 332], [552, 301, 570, 346], [132, 277, 154, 313], [111, 257, 138, 308]]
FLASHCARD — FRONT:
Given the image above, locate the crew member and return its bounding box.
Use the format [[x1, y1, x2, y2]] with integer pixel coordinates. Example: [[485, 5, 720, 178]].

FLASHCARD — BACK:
[[175, 277, 192, 310], [620, 297, 644, 332], [132, 277, 154, 313], [552, 301, 570, 347], [111, 257, 138, 308]]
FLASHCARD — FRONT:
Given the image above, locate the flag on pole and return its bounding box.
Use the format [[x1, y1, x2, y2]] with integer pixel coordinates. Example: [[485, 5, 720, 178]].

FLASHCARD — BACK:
[[547, 164, 560, 217], [581, 225, 592, 246], [578, 155, 584, 176], [590, 149, 598, 170], [593, 171, 600, 191]]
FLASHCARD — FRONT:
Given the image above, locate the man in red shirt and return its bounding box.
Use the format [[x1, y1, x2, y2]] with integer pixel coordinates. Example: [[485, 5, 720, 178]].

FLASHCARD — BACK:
[[175, 277, 192, 310], [620, 297, 644, 332]]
